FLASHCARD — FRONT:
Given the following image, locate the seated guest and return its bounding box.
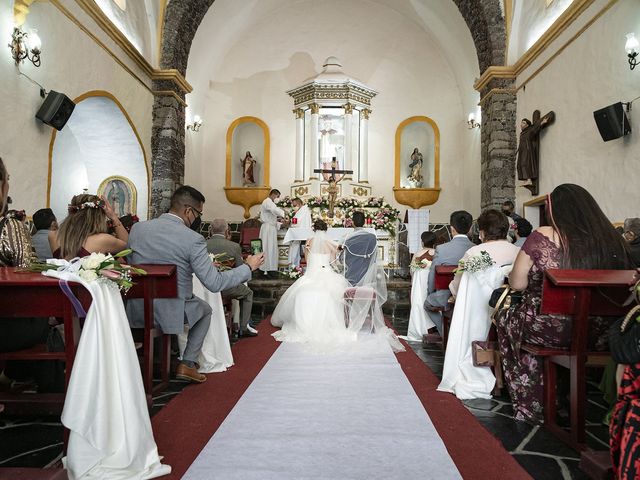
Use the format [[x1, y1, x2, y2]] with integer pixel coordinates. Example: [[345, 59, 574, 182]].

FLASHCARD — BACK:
[[412, 231, 437, 264], [52, 194, 128, 259], [623, 217, 640, 266], [31, 208, 57, 260], [449, 209, 520, 297], [424, 210, 474, 335], [439, 210, 519, 399], [342, 211, 377, 286], [502, 200, 522, 221], [207, 218, 257, 337], [498, 184, 634, 424], [0, 157, 49, 376], [127, 186, 264, 383], [513, 217, 533, 248]]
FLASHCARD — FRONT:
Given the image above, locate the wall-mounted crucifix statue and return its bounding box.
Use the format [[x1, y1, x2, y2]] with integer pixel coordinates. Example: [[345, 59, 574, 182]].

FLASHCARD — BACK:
[[314, 157, 353, 218], [517, 109, 555, 195]]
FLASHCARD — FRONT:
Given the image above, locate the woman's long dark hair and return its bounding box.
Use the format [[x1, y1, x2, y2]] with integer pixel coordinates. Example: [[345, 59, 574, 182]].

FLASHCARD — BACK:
[[548, 184, 634, 269]]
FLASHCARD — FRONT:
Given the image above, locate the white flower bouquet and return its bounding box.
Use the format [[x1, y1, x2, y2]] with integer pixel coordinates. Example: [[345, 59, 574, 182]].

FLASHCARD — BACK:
[[455, 250, 495, 274], [25, 249, 146, 292], [410, 258, 432, 273], [208, 252, 234, 271], [282, 266, 303, 279]]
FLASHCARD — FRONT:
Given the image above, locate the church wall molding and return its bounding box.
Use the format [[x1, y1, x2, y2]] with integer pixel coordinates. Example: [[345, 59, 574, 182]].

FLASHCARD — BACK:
[[47, 0, 192, 102], [474, 0, 606, 92]]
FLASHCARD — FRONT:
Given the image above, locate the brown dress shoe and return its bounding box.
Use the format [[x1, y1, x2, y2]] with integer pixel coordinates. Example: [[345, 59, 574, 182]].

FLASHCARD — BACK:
[[176, 363, 207, 383]]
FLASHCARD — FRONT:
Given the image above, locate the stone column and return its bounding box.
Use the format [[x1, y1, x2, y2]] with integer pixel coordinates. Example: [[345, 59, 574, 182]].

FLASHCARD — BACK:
[[479, 79, 517, 209], [150, 80, 186, 218], [294, 108, 305, 182], [308, 103, 320, 180], [343, 103, 353, 179], [358, 108, 371, 183]]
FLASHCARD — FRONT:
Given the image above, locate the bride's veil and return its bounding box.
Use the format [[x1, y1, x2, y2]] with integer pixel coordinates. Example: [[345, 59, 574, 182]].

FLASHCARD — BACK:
[[308, 230, 335, 256], [344, 230, 405, 352]]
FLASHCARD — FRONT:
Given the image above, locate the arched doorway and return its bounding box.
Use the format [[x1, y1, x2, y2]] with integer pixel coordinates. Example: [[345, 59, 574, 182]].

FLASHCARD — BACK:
[[48, 91, 149, 220]]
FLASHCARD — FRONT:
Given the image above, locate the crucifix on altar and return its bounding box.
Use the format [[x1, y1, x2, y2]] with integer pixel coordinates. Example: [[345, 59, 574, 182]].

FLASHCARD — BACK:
[[314, 157, 353, 218]]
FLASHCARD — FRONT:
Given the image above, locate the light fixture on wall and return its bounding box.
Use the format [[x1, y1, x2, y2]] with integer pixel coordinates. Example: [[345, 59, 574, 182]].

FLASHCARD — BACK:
[[187, 115, 203, 132], [8, 26, 42, 67], [467, 113, 480, 129], [626, 33, 639, 70]]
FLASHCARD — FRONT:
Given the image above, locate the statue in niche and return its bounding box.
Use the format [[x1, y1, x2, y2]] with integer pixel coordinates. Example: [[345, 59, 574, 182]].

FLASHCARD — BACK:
[[407, 147, 424, 187], [517, 110, 555, 195], [240, 151, 257, 186]]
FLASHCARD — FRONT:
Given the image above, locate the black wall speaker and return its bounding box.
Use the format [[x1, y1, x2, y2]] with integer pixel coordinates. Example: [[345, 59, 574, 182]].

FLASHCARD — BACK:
[[35, 91, 75, 131], [593, 102, 631, 141]]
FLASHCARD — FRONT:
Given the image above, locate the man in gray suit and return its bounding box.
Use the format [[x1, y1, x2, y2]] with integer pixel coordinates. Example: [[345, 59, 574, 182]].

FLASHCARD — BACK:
[[127, 186, 264, 383], [424, 210, 474, 335], [206, 218, 256, 338]]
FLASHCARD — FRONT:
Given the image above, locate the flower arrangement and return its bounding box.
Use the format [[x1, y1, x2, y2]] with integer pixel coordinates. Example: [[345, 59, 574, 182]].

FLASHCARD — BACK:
[[282, 266, 303, 279], [455, 251, 495, 274], [208, 252, 234, 271], [25, 249, 146, 292], [276, 196, 400, 234], [410, 258, 432, 273]]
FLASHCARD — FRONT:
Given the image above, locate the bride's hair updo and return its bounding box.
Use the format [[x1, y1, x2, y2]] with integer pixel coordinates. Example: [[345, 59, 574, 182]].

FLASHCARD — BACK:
[[58, 194, 109, 259], [312, 219, 328, 232]]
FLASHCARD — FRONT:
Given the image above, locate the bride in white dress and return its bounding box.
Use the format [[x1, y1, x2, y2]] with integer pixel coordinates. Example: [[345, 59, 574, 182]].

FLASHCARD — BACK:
[[271, 219, 405, 352], [271, 220, 356, 347]]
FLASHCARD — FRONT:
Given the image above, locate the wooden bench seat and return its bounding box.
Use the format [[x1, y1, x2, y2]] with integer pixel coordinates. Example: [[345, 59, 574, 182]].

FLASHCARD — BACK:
[[530, 268, 638, 452]]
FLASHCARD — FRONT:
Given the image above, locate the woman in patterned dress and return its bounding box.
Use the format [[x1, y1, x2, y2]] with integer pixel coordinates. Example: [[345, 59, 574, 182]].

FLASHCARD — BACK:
[[497, 184, 635, 423]]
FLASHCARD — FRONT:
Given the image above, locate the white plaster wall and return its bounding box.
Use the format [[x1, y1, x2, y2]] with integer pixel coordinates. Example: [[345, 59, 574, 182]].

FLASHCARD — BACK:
[[515, 0, 640, 221], [95, 0, 160, 66], [186, 0, 480, 224], [508, 0, 574, 64], [0, 0, 153, 218], [50, 96, 148, 220]]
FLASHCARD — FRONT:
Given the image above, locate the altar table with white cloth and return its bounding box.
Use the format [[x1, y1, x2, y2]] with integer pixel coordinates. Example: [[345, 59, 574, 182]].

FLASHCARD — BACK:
[[177, 276, 234, 373], [282, 227, 377, 244]]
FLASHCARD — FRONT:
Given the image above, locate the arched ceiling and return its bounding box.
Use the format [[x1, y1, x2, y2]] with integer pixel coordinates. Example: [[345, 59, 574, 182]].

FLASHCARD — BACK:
[[186, 0, 481, 115]]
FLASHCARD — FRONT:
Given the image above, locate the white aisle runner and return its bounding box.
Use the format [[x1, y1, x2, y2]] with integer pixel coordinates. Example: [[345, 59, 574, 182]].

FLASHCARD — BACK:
[[183, 335, 461, 480]]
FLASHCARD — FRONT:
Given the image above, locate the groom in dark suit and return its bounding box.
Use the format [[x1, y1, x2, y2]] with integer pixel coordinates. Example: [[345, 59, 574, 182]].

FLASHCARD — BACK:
[[343, 211, 377, 286], [127, 186, 264, 383], [424, 210, 474, 335]]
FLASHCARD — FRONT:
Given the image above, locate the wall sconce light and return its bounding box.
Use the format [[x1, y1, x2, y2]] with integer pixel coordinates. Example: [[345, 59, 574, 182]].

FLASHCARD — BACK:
[[187, 115, 203, 132], [626, 33, 639, 70], [467, 113, 480, 129], [8, 26, 41, 67]]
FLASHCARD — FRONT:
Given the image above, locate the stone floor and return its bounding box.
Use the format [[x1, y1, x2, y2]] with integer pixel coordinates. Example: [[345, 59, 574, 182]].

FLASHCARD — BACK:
[[0, 312, 611, 479]]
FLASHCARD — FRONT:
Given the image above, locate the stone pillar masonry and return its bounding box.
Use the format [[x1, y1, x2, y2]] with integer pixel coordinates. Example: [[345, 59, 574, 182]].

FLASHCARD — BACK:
[[343, 103, 353, 179], [479, 78, 517, 210], [151, 81, 185, 218]]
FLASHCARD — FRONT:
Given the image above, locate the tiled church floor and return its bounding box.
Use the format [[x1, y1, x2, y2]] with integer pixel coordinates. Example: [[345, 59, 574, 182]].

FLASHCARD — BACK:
[[0, 314, 610, 479]]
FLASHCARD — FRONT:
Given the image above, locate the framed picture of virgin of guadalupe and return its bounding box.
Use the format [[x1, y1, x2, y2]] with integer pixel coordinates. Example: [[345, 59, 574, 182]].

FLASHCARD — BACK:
[[97, 175, 137, 217]]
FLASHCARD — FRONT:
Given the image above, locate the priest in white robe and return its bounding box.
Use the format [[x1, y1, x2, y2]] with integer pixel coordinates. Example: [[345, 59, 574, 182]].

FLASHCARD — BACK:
[[259, 189, 285, 275], [288, 197, 312, 267]]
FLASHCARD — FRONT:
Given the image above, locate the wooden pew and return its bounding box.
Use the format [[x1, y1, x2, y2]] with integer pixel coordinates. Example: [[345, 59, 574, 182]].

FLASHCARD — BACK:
[[0, 265, 177, 413], [521, 268, 638, 451], [426, 265, 457, 347]]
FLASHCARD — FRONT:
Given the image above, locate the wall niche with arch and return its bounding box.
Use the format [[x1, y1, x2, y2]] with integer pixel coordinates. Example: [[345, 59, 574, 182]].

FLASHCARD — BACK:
[[48, 91, 149, 221], [224, 116, 271, 219], [393, 116, 441, 209]]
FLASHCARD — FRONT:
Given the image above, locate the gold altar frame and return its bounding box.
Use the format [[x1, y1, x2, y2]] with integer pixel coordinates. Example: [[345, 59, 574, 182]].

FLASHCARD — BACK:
[[224, 116, 271, 218], [392, 116, 441, 208]]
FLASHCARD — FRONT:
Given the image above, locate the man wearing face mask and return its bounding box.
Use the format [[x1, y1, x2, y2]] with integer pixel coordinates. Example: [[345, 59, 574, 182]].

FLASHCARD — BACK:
[[126, 186, 264, 383]]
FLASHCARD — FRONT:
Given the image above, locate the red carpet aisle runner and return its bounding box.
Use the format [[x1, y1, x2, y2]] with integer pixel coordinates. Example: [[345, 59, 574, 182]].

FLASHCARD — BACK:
[[151, 319, 281, 480], [153, 319, 530, 480]]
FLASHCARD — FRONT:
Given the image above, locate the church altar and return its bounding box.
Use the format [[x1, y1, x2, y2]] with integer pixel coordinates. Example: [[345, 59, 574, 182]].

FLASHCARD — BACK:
[[276, 196, 400, 268]]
